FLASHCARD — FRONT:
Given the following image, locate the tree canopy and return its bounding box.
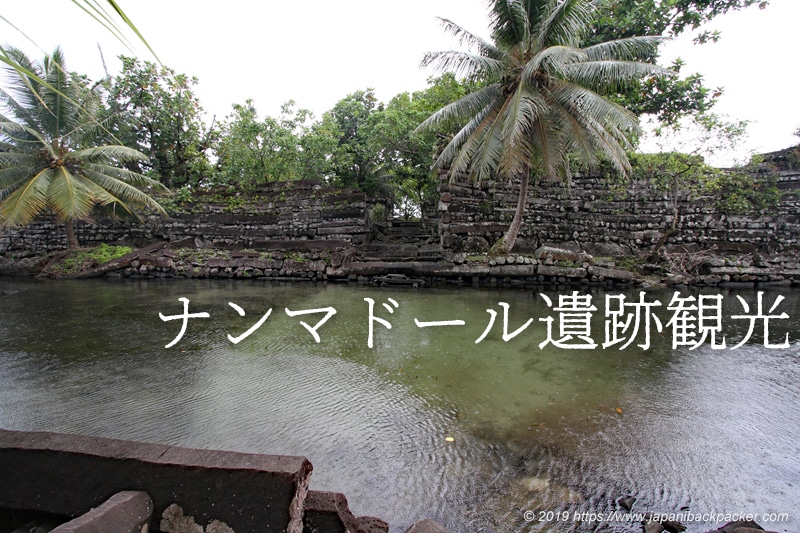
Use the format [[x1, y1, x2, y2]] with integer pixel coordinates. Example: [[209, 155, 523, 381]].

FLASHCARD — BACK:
[[0, 0, 777, 236], [417, 0, 665, 252], [588, 0, 769, 126], [0, 47, 166, 247], [99, 57, 213, 188], [213, 99, 338, 185]]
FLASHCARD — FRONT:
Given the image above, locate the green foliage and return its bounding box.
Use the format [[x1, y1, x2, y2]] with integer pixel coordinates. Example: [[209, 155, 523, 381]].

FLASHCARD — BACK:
[[588, 0, 768, 127], [715, 172, 782, 214], [221, 195, 247, 213], [1, 1, 159, 110], [369, 203, 386, 224], [419, 0, 665, 252], [99, 56, 213, 188], [299, 112, 341, 181], [640, 111, 750, 180], [55, 243, 132, 274], [590, 0, 768, 44], [280, 75, 474, 214], [628, 151, 781, 216], [214, 99, 336, 185], [156, 185, 193, 214], [609, 59, 719, 127], [0, 47, 168, 248], [789, 149, 800, 171], [327, 89, 386, 194], [371, 74, 471, 216], [786, 130, 800, 170], [174, 185, 193, 204], [630, 151, 717, 194], [283, 252, 308, 264]]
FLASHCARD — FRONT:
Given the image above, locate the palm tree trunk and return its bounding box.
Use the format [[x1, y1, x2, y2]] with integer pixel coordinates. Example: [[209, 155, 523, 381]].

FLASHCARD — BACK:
[[64, 219, 80, 249], [495, 167, 530, 254]]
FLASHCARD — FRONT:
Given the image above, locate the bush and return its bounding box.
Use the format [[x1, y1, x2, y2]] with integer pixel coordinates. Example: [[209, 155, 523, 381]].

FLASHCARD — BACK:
[[370, 203, 386, 224], [55, 244, 133, 275]]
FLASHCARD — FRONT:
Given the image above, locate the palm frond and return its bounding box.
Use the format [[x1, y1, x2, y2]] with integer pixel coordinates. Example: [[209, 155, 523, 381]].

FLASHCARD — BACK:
[[549, 80, 640, 135], [0, 167, 54, 225], [536, 0, 595, 48], [434, 107, 488, 170], [0, 88, 40, 132], [522, 45, 587, 81], [435, 17, 506, 60], [421, 50, 505, 81], [584, 35, 666, 61], [69, 0, 135, 54], [561, 60, 670, 93], [498, 83, 536, 159], [416, 84, 501, 134], [529, 113, 566, 180], [535, 0, 595, 49], [559, 113, 600, 169], [0, 121, 52, 153], [73, 172, 145, 220], [491, 0, 533, 47], [80, 167, 168, 215], [46, 166, 97, 221], [468, 101, 512, 181], [0, 169, 38, 199], [0, 46, 52, 114], [95, 0, 161, 63], [543, 90, 608, 169], [581, 115, 634, 176], [0, 152, 38, 169], [73, 144, 150, 163], [500, 91, 555, 179], [81, 162, 167, 191], [441, 106, 497, 176]]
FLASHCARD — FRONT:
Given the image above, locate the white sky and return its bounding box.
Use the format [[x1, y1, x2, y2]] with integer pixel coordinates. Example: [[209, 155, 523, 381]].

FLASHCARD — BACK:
[[2, 1, 798, 166]]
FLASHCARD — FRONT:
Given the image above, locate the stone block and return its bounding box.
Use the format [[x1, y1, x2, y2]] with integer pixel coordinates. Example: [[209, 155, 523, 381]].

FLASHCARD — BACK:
[[708, 266, 775, 276], [322, 209, 365, 220], [587, 265, 635, 281], [403, 518, 454, 533], [537, 265, 587, 278], [358, 516, 390, 533], [716, 520, 765, 532], [302, 491, 383, 533], [534, 246, 592, 264], [408, 262, 452, 276], [443, 264, 489, 276], [207, 258, 236, 269], [252, 239, 350, 251], [0, 429, 311, 533], [490, 264, 536, 276], [239, 258, 283, 270], [52, 491, 153, 533], [343, 261, 399, 276]]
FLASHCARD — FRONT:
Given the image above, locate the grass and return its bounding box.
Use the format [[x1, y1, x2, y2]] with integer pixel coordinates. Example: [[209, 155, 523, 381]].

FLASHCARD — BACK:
[[52, 243, 132, 275]]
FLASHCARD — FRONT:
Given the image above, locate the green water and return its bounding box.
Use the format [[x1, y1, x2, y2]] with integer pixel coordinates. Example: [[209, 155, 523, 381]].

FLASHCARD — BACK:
[[0, 278, 798, 532]]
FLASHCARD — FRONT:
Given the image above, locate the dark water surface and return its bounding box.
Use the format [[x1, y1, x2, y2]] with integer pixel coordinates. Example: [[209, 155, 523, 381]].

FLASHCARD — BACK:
[[0, 278, 797, 532]]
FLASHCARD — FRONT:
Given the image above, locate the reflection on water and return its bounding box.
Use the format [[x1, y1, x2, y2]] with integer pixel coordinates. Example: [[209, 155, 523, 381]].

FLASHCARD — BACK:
[[0, 279, 798, 532]]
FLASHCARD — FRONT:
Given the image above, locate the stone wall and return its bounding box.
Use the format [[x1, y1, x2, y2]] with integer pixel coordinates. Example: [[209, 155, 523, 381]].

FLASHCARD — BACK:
[[0, 180, 382, 256], [3, 150, 800, 271], [436, 152, 800, 259]]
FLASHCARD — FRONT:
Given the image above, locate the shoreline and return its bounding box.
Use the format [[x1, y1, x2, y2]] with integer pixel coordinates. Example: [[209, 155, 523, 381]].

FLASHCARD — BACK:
[[3, 241, 800, 292]]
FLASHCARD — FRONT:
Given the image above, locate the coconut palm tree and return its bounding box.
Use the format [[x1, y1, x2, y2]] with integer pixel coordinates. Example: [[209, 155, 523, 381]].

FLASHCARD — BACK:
[[0, 46, 167, 248], [417, 0, 667, 253]]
